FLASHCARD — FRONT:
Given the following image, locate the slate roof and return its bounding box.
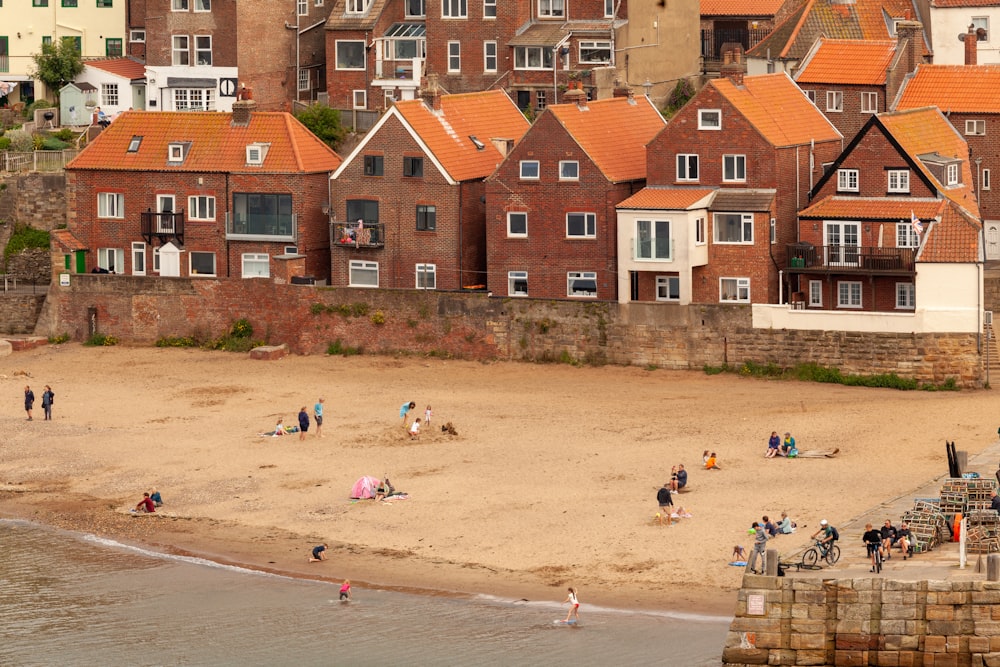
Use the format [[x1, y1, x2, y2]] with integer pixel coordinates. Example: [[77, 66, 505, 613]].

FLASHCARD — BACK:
[[546, 96, 667, 183], [66, 110, 342, 173], [710, 73, 842, 147], [701, 0, 788, 16], [85, 58, 147, 81], [794, 39, 897, 85], [617, 188, 716, 210], [508, 20, 614, 47], [711, 188, 777, 211], [894, 65, 1000, 114], [324, 0, 389, 30]]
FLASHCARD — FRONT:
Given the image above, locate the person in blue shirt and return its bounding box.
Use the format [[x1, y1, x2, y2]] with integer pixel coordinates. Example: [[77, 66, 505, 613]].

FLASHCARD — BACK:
[[400, 401, 416, 428], [314, 398, 324, 438]]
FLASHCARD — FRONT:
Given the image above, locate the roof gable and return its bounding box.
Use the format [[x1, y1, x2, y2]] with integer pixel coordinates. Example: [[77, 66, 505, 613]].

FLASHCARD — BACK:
[[701, 0, 788, 16], [794, 39, 897, 85], [895, 64, 1000, 113]]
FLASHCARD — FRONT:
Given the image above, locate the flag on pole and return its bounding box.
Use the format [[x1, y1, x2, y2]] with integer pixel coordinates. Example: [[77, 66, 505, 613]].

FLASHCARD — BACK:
[[911, 210, 924, 237]]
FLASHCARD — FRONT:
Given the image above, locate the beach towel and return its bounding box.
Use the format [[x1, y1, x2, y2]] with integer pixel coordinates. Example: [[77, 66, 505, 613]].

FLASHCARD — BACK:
[[350, 476, 381, 499]]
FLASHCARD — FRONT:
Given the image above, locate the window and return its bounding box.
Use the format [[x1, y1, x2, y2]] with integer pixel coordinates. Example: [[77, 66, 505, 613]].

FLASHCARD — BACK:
[[416, 205, 436, 231], [416, 263, 436, 289], [353, 90, 367, 109], [698, 109, 721, 130], [804, 90, 816, 104], [173, 88, 215, 111], [245, 143, 269, 164], [538, 0, 564, 18], [720, 277, 750, 303], [297, 0, 307, 15], [194, 0, 210, 9], [42, 36, 52, 47], [298, 69, 310, 92], [695, 217, 705, 245], [484, 41, 497, 72], [896, 282, 915, 310], [98, 248, 124, 273], [242, 253, 270, 278], [34, 0, 49, 5], [62, 36, 81, 53], [168, 143, 187, 162], [153, 247, 161, 273], [973, 16, 989, 40], [770, 217, 776, 244], [97, 0, 112, 6], [508, 271, 528, 296], [406, 0, 425, 16], [507, 212, 527, 237], [579, 41, 611, 64], [837, 281, 862, 308], [656, 276, 680, 301], [826, 91, 843, 112], [349, 260, 379, 287], [888, 169, 909, 193], [363, 155, 384, 176], [316, 0, 324, 5], [861, 91, 878, 113], [559, 161, 579, 180], [567, 271, 597, 297], [101, 83, 119, 107], [346, 0, 369, 12], [127, 136, 142, 152], [566, 213, 596, 238], [346, 199, 379, 228], [636, 219, 670, 259], [536, 91, 546, 110], [837, 169, 859, 192], [172, 0, 188, 8], [188, 195, 216, 221], [97, 192, 124, 218], [967, 119, 986, 136], [448, 41, 461, 72], [403, 156, 424, 177], [131, 242, 145, 276], [808, 280, 822, 307], [514, 46, 553, 70], [105, 38, 123, 57], [947, 163, 959, 185], [896, 222, 919, 248], [722, 154, 746, 182], [676, 154, 699, 181], [195, 35, 212, 66], [984, 169, 992, 190], [233, 193, 294, 237], [190, 252, 216, 276], [519, 160, 539, 180], [442, 0, 466, 18], [172, 35, 190, 66], [713, 213, 754, 244], [484, 0, 495, 17], [336, 41, 366, 69], [62, 0, 77, 6], [130, 30, 145, 43], [605, 0, 614, 17]]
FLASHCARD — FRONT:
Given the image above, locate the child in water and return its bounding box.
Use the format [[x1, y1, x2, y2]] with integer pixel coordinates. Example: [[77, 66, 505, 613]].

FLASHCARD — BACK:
[[339, 580, 352, 601], [563, 587, 580, 623]]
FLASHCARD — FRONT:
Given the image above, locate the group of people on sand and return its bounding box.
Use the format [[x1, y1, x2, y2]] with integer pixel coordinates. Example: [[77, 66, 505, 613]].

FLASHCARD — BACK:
[[655, 465, 692, 525], [703, 450, 721, 470], [744, 513, 798, 572], [764, 431, 797, 458], [306, 543, 353, 600], [271, 398, 325, 439], [23, 385, 55, 421], [134, 489, 163, 513], [400, 401, 432, 440]]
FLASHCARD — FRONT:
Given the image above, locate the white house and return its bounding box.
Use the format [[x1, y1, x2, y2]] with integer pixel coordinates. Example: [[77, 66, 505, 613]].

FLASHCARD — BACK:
[[79, 58, 147, 118], [926, 0, 1000, 65]]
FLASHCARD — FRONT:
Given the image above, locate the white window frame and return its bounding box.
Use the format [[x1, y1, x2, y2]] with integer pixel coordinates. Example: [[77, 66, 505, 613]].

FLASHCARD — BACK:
[[720, 277, 750, 303], [698, 109, 721, 130], [298, 68, 310, 92], [189, 251, 216, 277], [566, 212, 596, 239], [484, 41, 497, 72], [167, 143, 186, 162], [416, 263, 436, 289], [559, 160, 579, 181], [826, 90, 843, 112], [172, 35, 190, 66], [567, 271, 597, 298], [508, 270, 528, 296], [131, 241, 146, 276], [242, 253, 270, 278], [808, 280, 822, 307], [804, 89, 816, 105], [447, 41, 461, 72], [722, 154, 746, 182], [101, 82, 119, 107], [349, 260, 379, 287], [194, 0, 210, 10], [188, 195, 216, 221], [896, 282, 915, 310], [694, 217, 706, 245], [194, 35, 212, 66], [713, 213, 754, 245], [604, 0, 614, 17], [861, 91, 878, 114], [984, 168, 992, 190], [297, 0, 307, 15], [336, 40, 366, 70], [973, 16, 989, 40], [947, 163, 959, 185], [519, 160, 539, 180], [636, 219, 671, 260], [656, 275, 680, 301], [514, 46, 553, 70], [967, 119, 986, 136], [172, 0, 188, 9], [153, 246, 161, 273], [888, 169, 910, 193], [770, 217, 776, 244], [405, 0, 425, 16], [353, 90, 367, 109], [346, 0, 369, 13], [97, 192, 124, 218], [98, 247, 124, 273], [442, 0, 467, 18], [676, 154, 699, 182], [578, 41, 611, 65], [896, 222, 919, 249], [837, 281, 862, 309], [484, 0, 496, 17], [538, 0, 564, 18], [130, 29, 145, 42], [173, 88, 215, 111], [507, 212, 527, 237], [837, 168, 859, 192]]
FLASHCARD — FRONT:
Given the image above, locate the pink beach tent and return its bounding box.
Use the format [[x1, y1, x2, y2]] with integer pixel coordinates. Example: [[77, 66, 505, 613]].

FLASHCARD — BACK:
[[350, 476, 381, 499]]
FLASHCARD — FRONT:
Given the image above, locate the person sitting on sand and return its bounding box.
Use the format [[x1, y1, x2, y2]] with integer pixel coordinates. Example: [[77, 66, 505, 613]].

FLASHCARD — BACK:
[[671, 464, 687, 493], [705, 452, 721, 470], [781, 432, 796, 457], [777, 511, 796, 534], [374, 478, 395, 501], [150, 489, 163, 507], [273, 418, 286, 436], [309, 543, 328, 562], [766, 431, 780, 458], [339, 579, 352, 601], [762, 515, 779, 537], [135, 492, 156, 513]]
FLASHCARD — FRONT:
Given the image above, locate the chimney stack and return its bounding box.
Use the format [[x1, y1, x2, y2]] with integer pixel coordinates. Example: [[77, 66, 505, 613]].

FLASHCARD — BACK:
[[563, 83, 587, 109], [720, 47, 745, 86], [231, 98, 256, 127], [421, 73, 442, 111], [895, 20, 923, 75], [966, 24, 978, 66]]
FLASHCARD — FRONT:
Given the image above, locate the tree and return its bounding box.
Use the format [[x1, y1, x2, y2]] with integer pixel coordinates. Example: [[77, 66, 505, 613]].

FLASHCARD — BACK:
[[295, 103, 347, 151], [31, 40, 84, 102]]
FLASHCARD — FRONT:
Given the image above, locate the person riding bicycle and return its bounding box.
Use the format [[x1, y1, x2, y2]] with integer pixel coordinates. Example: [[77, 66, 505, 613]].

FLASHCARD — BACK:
[[862, 522, 883, 572], [811, 519, 839, 553]]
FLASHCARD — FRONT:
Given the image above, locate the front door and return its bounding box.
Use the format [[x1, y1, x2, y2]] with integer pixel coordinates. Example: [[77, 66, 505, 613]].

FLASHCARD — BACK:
[[132, 242, 146, 276], [987, 221, 1000, 260], [825, 221, 860, 266]]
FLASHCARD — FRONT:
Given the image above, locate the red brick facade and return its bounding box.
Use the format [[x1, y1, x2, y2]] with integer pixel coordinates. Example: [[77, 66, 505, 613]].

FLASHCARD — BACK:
[[795, 83, 885, 140]]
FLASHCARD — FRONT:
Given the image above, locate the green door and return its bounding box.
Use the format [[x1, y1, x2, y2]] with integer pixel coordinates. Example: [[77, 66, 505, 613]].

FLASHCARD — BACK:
[[74, 250, 86, 274]]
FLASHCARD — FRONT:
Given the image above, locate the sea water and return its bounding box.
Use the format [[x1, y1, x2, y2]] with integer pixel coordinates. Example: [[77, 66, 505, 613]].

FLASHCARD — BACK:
[[0, 520, 729, 666]]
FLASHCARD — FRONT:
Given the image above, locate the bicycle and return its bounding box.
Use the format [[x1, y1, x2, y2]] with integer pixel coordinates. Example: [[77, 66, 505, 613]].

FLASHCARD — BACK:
[[801, 539, 841, 567], [866, 542, 883, 574]]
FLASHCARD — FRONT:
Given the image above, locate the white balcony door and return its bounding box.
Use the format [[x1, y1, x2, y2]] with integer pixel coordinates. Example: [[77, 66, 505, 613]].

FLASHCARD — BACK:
[[986, 222, 1000, 260], [825, 221, 860, 266], [157, 195, 176, 234]]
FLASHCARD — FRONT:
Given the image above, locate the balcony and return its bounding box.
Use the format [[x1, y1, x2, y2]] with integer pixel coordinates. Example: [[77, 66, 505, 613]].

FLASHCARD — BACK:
[[375, 58, 424, 82], [785, 245, 916, 274], [141, 209, 185, 246], [225, 212, 297, 241], [332, 221, 384, 249]]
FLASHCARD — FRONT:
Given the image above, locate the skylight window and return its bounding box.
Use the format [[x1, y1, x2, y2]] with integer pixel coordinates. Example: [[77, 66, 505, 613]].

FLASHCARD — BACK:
[[127, 136, 143, 153]]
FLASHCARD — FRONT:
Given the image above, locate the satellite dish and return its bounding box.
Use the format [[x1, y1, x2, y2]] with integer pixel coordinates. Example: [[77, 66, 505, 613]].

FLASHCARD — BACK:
[[959, 33, 967, 41]]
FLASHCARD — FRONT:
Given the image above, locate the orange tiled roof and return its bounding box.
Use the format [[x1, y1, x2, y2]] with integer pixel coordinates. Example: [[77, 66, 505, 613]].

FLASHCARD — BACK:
[[50, 228, 87, 252], [617, 188, 716, 210], [546, 96, 667, 183], [711, 73, 842, 146], [393, 90, 530, 183], [895, 65, 1000, 113], [919, 201, 981, 263], [85, 58, 146, 81], [931, 0, 1000, 7], [798, 196, 944, 219], [794, 39, 896, 85], [66, 110, 342, 173], [701, 0, 787, 15]]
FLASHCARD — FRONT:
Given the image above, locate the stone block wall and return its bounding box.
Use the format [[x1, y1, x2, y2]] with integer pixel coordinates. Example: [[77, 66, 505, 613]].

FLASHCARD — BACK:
[[0, 294, 47, 334], [723, 576, 1000, 667]]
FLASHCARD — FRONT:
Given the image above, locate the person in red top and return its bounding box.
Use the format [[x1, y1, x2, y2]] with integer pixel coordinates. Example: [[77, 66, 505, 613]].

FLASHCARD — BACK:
[[135, 492, 156, 513]]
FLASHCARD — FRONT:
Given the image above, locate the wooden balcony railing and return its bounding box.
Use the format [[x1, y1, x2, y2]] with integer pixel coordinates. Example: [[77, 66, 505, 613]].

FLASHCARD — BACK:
[[141, 209, 185, 246], [785, 245, 916, 273], [332, 221, 384, 249]]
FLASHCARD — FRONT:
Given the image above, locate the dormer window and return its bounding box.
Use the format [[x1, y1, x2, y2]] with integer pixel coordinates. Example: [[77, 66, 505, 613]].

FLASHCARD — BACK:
[[698, 109, 721, 130], [346, 0, 370, 13], [246, 143, 270, 165], [127, 136, 143, 153], [167, 142, 191, 163], [947, 163, 959, 186]]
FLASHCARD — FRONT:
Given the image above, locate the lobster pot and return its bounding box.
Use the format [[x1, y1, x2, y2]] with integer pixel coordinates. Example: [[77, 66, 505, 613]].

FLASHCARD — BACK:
[[965, 510, 1000, 554], [901, 505, 950, 554]]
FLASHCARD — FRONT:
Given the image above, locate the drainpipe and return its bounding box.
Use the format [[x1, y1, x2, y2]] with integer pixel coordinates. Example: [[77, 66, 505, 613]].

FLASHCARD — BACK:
[[458, 184, 464, 289]]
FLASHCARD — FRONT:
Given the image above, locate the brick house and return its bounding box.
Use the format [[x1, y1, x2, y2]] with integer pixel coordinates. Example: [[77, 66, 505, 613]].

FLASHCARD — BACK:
[[616, 72, 842, 306], [328, 85, 529, 290], [60, 100, 342, 281], [893, 62, 1000, 259], [700, 0, 802, 76], [782, 107, 982, 328], [485, 90, 666, 300]]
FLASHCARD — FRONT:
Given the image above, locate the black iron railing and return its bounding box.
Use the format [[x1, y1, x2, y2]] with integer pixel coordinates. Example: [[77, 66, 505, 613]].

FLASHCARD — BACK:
[[786, 244, 916, 272]]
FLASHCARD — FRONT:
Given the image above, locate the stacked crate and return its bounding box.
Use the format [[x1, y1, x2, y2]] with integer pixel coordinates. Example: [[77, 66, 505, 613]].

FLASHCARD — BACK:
[[965, 511, 1000, 553], [935, 478, 998, 553], [901, 503, 950, 553]]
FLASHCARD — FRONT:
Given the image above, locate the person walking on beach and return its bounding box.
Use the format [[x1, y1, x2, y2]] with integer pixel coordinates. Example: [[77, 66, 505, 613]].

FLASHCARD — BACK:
[[339, 579, 352, 601], [424, 404, 432, 428], [314, 398, 324, 438], [747, 522, 768, 574], [41, 385, 54, 420], [656, 482, 674, 525], [309, 543, 328, 562], [400, 401, 416, 428], [24, 385, 34, 421], [563, 587, 580, 623], [298, 407, 310, 441]]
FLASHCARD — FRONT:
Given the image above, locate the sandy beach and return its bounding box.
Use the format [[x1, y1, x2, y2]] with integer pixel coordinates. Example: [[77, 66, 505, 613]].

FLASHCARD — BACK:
[[1, 344, 996, 615]]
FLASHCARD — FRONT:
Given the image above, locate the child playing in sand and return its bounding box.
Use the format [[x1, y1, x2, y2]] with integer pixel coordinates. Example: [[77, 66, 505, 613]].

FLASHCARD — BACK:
[[705, 452, 721, 470], [424, 405, 432, 428], [273, 418, 286, 436], [309, 543, 328, 562], [563, 587, 580, 623], [339, 579, 352, 600], [703, 450, 710, 465], [409, 418, 421, 440]]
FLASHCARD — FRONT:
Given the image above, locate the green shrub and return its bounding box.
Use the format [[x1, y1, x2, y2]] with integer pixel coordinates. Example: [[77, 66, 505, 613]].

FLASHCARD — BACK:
[[155, 335, 199, 348], [0, 137, 10, 151], [229, 318, 253, 338], [47, 332, 70, 344], [40, 137, 70, 151], [6, 129, 32, 152], [351, 302, 370, 317], [309, 302, 327, 315], [4, 224, 50, 262], [370, 310, 385, 325], [23, 100, 53, 120], [53, 128, 75, 142], [84, 333, 118, 346], [327, 339, 362, 356]]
